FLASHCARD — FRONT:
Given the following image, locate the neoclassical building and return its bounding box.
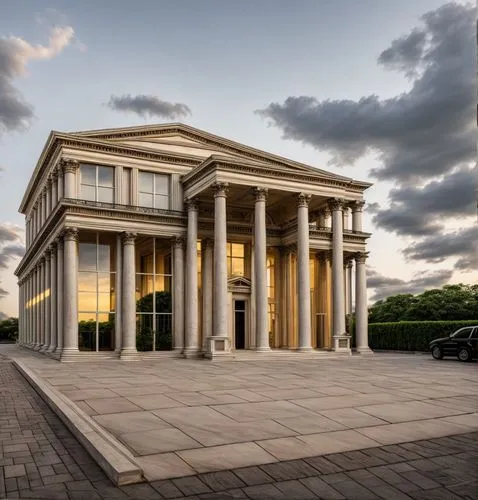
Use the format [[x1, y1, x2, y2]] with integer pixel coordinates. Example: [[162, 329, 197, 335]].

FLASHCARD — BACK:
[[15, 123, 372, 361]]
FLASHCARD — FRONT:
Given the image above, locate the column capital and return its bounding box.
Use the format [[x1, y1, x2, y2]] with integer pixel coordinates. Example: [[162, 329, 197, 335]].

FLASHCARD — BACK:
[[45, 249, 51, 261], [60, 158, 80, 174], [63, 227, 79, 242], [54, 235, 64, 249], [318, 250, 333, 264], [42, 186, 48, 196], [185, 197, 199, 211], [50, 169, 58, 181], [345, 257, 354, 269], [39, 256, 46, 265], [121, 232, 136, 245], [212, 182, 229, 198], [349, 200, 365, 212], [172, 236, 186, 249], [297, 193, 312, 207], [48, 241, 57, 253], [46, 177, 53, 187], [328, 197, 347, 212], [354, 251, 369, 264], [253, 187, 268, 202], [202, 237, 214, 250]]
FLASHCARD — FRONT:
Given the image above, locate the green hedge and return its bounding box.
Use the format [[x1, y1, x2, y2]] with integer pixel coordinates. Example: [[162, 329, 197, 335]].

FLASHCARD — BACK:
[[368, 320, 478, 352]]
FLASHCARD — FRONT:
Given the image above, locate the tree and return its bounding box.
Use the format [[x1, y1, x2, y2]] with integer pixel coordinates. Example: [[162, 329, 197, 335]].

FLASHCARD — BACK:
[[369, 284, 478, 322], [0, 317, 18, 342]]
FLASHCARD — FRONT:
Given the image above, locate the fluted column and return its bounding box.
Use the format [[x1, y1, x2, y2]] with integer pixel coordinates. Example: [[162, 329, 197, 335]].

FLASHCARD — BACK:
[[33, 264, 40, 349], [43, 251, 51, 351], [297, 193, 312, 351], [29, 274, 33, 345], [18, 282, 22, 344], [253, 187, 269, 351], [329, 198, 347, 350], [351, 201, 365, 233], [56, 237, 64, 353], [42, 189, 47, 226], [57, 167, 64, 201], [33, 204, 38, 239], [114, 234, 122, 354], [355, 252, 372, 353], [48, 243, 57, 352], [61, 228, 79, 360], [201, 238, 213, 352], [51, 171, 58, 208], [184, 199, 200, 357], [46, 181, 52, 217], [120, 232, 138, 359], [39, 257, 46, 349], [213, 184, 228, 339], [61, 159, 79, 199], [173, 237, 185, 353], [25, 276, 29, 345]]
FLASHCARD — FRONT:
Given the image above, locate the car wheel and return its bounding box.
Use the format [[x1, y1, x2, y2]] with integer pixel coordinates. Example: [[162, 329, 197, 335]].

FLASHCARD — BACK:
[[431, 346, 443, 360], [457, 347, 471, 362]]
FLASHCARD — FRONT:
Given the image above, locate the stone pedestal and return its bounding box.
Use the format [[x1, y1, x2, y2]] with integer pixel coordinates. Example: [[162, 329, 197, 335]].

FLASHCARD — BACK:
[[204, 336, 233, 360], [333, 335, 352, 354]]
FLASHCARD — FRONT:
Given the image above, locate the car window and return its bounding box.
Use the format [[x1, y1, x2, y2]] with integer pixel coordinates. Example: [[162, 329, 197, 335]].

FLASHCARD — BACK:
[[452, 328, 473, 339], [471, 328, 478, 339]]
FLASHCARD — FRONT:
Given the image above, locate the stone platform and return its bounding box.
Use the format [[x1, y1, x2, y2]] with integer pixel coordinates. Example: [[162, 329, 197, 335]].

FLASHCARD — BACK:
[[2, 345, 477, 488]]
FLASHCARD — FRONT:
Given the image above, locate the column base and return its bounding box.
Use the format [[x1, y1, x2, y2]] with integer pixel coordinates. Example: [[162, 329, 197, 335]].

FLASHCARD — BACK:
[[46, 345, 57, 354], [33, 344, 42, 351], [183, 347, 202, 359], [39, 345, 49, 353], [60, 348, 81, 362], [296, 346, 313, 352], [254, 346, 271, 352], [356, 346, 374, 355], [173, 347, 185, 357], [332, 335, 352, 354], [120, 348, 140, 361]]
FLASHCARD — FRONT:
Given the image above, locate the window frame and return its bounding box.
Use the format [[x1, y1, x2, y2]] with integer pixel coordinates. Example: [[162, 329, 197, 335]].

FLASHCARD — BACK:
[[138, 171, 170, 210], [79, 164, 115, 204]]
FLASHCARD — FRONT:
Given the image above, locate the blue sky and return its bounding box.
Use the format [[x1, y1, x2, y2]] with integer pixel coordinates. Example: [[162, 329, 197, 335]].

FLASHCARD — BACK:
[[0, 0, 475, 317]]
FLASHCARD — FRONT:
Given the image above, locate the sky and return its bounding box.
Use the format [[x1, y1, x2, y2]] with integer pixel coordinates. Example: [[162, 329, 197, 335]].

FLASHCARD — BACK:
[[0, 0, 476, 318]]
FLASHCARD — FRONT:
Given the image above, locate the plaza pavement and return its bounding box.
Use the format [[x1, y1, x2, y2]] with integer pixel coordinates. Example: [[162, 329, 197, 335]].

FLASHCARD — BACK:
[[2, 344, 477, 492]]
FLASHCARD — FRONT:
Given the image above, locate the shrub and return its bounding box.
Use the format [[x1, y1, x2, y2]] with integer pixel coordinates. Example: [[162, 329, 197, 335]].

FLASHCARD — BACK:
[[368, 320, 478, 352]]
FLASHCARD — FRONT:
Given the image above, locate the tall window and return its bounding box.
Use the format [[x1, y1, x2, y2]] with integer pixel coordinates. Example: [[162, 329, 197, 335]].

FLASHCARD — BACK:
[[227, 243, 245, 277], [135, 237, 173, 351], [79, 164, 115, 203], [138, 172, 169, 209], [78, 232, 116, 351]]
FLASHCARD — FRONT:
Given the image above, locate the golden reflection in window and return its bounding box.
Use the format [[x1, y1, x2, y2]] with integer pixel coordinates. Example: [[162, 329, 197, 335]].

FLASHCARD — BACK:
[[227, 242, 245, 277]]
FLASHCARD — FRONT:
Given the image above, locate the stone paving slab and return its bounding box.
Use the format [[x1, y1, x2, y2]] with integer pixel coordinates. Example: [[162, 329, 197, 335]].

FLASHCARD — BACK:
[[2, 345, 478, 484], [1, 348, 478, 499]]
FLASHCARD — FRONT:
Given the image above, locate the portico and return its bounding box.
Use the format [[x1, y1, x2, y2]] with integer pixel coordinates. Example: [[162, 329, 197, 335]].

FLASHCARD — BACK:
[[15, 123, 372, 361]]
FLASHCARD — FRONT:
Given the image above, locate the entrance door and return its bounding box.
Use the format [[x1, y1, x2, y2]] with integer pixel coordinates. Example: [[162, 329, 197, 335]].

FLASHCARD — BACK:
[[234, 300, 246, 349]]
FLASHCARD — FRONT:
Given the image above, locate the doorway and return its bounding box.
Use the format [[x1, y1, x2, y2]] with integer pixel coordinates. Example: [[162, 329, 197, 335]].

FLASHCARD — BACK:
[[234, 300, 246, 349]]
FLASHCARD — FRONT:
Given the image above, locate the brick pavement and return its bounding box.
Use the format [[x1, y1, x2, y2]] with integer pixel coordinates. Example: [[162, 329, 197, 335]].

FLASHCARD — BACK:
[[1, 353, 477, 499]]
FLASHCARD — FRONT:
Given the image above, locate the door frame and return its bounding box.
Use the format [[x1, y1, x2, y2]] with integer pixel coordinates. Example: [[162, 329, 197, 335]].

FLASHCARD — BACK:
[[232, 293, 250, 350]]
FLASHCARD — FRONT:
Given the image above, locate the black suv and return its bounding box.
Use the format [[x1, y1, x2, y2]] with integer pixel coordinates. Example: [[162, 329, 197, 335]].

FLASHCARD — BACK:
[[430, 326, 478, 362]]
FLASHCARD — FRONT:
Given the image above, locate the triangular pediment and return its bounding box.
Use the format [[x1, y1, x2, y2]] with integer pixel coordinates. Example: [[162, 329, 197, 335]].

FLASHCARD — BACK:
[[70, 123, 350, 180], [228, 276, 252, 289]]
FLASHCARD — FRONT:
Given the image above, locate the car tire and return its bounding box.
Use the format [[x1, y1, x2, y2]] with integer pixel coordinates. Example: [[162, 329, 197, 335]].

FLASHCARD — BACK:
[[457, 347, 471, 362], [431, 346, 443, 360]]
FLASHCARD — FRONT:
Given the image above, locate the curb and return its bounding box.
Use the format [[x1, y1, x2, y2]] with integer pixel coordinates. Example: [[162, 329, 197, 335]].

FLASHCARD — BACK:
[[13, 359, 143, 486]]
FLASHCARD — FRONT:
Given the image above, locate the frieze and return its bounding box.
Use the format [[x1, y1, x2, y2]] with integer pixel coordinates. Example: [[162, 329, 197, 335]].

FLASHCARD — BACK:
[[184, 160, 364, 192]]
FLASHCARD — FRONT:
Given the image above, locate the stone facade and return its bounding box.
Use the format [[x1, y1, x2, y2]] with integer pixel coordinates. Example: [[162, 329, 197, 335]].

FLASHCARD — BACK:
[[15, 123, 373, 361]]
